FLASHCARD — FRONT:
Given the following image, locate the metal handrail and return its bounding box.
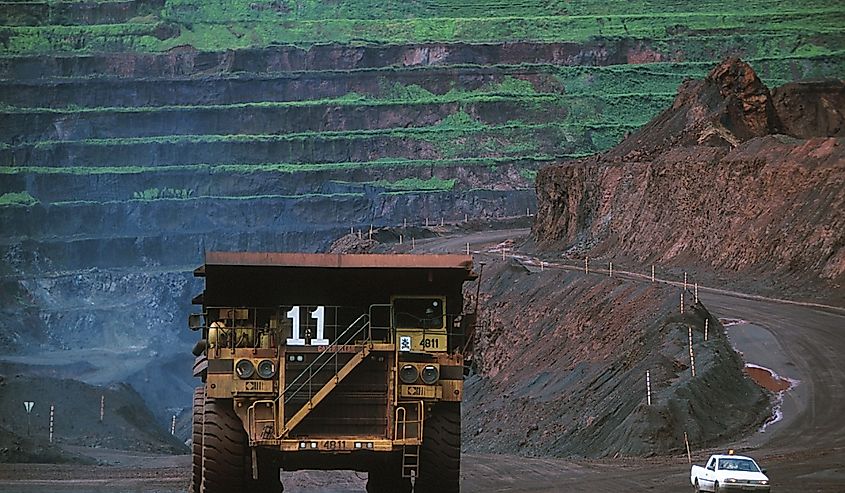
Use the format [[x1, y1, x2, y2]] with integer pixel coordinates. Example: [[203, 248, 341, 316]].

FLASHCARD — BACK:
[[283, 313, 371, 405]]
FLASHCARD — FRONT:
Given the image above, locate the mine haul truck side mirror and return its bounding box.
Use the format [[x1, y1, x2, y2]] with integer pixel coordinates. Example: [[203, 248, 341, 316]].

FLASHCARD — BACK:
[[188, 313, 205, 331]]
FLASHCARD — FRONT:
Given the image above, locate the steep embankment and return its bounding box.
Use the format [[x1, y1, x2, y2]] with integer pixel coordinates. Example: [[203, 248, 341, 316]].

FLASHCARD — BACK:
[[533, 59, 844, 302], [463, 261, 768, 457], [0, 368, 187, 463]]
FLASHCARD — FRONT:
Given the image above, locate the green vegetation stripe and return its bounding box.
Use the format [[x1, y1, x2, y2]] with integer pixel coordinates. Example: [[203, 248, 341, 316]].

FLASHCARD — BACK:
[[0, 156, 562, 175]]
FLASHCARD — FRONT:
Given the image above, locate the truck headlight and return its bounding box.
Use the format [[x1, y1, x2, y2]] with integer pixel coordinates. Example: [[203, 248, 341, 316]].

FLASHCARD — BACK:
[[257, 359, 276, 379], [235, 359, 255, 379], [399, 364, 418, 384], [421, 365, 439, 384], [726, 478, 737, 483]]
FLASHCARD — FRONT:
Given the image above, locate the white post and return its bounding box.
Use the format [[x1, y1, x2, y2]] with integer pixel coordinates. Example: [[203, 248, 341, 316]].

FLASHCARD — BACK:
[[646, 370, 652, 406], [585, 256, 589, 274], [49, 405, 54, 443], [527, 208, 530, 217], [609, 262, 613, 277], [399, 235, 403, 245], [100, 395, 104, 423], [466, 242, 470, 255], [441, 217, 444, 226], [540, 261, 544, 272], [368, 225, 373, 240], [350, 226, 354, 235], [688, 325, 696, 377], [684, 272, 688, 290], [502, 249, 506, 261], [171, 415, 176, 435], [651, 265, 655, 283], [425, 217, 429, 227], [695, 282, 699, 303], [684, 432, 692, 464], [705, 319, 709, 341], [464, 213, 468, 222], [403, 218, 407, 228], [680, 292, 685, 314], [411, 237, 415, 249]]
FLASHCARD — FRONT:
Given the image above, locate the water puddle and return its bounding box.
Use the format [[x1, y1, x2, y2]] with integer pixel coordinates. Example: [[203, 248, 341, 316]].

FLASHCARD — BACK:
[[743, 363, 800, 432]]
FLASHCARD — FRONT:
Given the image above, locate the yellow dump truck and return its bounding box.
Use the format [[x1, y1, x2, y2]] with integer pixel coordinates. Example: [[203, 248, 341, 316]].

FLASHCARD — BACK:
[[188, 252, 476, 493]]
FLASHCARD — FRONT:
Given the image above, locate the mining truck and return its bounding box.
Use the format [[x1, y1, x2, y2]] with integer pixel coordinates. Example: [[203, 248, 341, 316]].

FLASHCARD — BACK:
[[188, 252, 476, 493]]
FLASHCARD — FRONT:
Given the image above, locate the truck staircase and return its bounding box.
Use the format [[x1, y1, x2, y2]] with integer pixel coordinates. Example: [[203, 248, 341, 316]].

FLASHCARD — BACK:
[[281, 314, 372, 436]]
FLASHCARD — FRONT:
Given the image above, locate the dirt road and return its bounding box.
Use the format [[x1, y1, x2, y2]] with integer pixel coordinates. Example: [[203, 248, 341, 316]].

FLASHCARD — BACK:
[[2, 228, 843, 492]]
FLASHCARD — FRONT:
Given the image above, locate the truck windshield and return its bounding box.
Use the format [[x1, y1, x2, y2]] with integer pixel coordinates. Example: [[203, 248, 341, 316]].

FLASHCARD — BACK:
[[393, 298, 444, 330], [718, 459, 760, 472]]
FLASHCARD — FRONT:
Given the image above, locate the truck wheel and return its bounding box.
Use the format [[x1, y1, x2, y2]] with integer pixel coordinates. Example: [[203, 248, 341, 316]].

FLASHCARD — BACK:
[[714, 482, 720, 493], [201, 397, 247, 493], [416, 402, 460, 493], [366, 459, 411, 493], [188, 387, 204, 493]]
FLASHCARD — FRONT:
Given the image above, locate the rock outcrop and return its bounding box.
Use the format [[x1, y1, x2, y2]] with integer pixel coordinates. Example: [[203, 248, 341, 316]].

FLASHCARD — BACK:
[[533, 59, 845, 301]]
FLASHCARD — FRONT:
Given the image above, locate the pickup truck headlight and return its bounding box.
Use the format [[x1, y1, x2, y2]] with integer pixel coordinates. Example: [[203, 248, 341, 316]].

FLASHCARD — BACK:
[[726, 478, 737, 483], [756, 480, 769, 485]]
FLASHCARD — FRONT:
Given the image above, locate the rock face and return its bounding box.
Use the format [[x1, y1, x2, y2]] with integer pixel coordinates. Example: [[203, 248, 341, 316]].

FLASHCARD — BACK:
[[532, 59, 845, 301], [463, 262, 768, 457]]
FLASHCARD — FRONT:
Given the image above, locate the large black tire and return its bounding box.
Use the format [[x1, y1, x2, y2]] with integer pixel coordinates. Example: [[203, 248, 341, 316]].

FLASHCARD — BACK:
[[416, 402, 461, 493], [201, 397, 247, 493], [188, 387, 204, 493], [366, 457, 411, 493]]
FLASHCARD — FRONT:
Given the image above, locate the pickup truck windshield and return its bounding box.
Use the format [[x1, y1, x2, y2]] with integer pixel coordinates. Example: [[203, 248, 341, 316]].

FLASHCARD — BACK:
[[718, 458, 759, 472]]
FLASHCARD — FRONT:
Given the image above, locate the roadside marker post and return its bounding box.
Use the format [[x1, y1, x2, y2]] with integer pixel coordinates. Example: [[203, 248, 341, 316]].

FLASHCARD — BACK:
[[464, 213, 468, 222], [403, 218, 407, 228], [49, 405, 54, 443], [609, 262, 613, 277], [100, 395, 104, 422], [646, 370, 652, 406], [171, 415, 176, 435], [705, 319, 709, 341], [695, 283, 699, 303], [466, 243, 470, 255], [585, 256, 589, 274], [23, 401, 34, 436], [688, 326, 696, 377], [684, 432, 692, 464], [680, 292, 685, 314], [651, 265, 655, 283], [684, 272, 688, 290]]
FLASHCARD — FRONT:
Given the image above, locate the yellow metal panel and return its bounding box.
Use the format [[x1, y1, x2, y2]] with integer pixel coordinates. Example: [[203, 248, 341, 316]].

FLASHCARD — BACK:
[[234, 379, 274, 394], [440, 380, 463, 402], [207, 374, 233, 398], [399, 385, 442, 399], [396, 331, 447, 352]]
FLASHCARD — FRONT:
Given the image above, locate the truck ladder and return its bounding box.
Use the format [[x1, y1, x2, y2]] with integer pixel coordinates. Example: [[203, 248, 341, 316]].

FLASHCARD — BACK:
[[395, 402, 423, 479]]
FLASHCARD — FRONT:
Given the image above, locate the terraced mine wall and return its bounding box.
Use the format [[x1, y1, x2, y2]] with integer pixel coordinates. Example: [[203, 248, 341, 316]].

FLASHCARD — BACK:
[[2, 0, 843, 429]]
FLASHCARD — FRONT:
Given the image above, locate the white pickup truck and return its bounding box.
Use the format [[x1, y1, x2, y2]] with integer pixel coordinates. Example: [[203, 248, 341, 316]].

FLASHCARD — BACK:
[[690, 453, 770, 492]]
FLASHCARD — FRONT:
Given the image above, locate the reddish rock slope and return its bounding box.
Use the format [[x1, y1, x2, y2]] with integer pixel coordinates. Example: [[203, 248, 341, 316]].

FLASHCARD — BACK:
[[532, 59, 844, 302]]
